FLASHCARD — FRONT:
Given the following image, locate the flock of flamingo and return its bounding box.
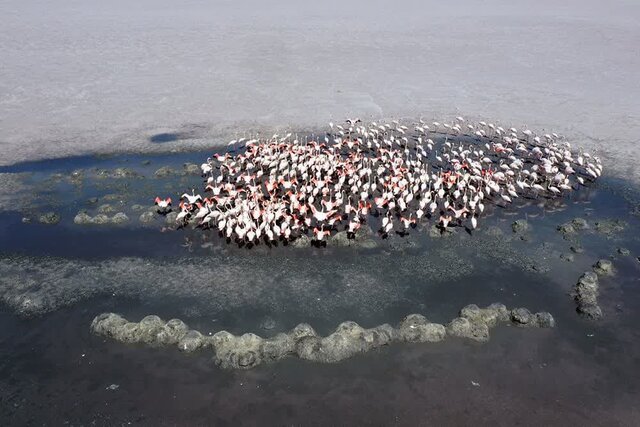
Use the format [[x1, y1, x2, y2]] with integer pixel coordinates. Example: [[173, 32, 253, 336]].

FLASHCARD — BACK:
[[154, 117, 603, 245]]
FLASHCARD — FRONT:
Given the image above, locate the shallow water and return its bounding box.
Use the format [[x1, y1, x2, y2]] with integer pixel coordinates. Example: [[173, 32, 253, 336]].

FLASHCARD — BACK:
[[1, 149, 640, 425]]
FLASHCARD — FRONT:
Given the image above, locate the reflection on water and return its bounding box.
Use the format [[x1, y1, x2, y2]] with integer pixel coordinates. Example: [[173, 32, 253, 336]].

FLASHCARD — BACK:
[[0, 150, 639, 424]]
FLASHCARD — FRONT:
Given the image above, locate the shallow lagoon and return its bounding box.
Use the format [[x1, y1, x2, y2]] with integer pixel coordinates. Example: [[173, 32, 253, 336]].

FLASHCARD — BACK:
[[1, 148, 640, 425]]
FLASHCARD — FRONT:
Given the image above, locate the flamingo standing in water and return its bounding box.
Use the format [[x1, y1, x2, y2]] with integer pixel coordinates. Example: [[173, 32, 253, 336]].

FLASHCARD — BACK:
[[161, 118, 601, 246], [154, 197, 172, 214]]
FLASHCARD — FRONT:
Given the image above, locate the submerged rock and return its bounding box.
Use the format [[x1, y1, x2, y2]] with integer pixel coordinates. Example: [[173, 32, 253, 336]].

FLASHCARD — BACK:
[[557, 217, 588, 238], [112, 168, 140, 179], [511, 219, 529, 234], [594, 219, 626, 236], [38, 212, 60, 225], [574, 271, 602, 320], [571, 218, 589, 231], [593, 259, 614, 276], [510, 308, 534, 326], [97, 204, 117, 214], [290, 234, 311, 248], [135, 315, 166, 344], [139, 211, 156, 224], [350, 226, 378, 248], [95, 169, 111, 179], [95, 168, 139, 179], [557, 222, 576, 236], [70, 169, 84, 181], [354, 225, 374, 240], [448, 303, 510, 342], [92, 214, 111, 225], [560, 253, 574, 262], [429, 224, 454, 238], [156, 319, 190, 345], [570, 245, 584, 254], [509, 307, 555, 327], [296, 322, 395, 363], [165, 211, 178, 225], [91, 313, 188, 347], [74, 211, 93, 225], [577, 304, 603, 319], [329, 231, 351, 247], [261, 333, 296, 363], [73, 211, 129, 225], [102, 193, 124, 202], [397, 314, 445, 343], [178, 330, 206, 352], [617, 248, 630, 256], [111, 212, 130, 224], [447, 303, 551, 341], [90, 313, 129, 338], [154, 166, 176, 178], [212, 331, 264, 369], [576, 272, 599, 302], [460, 303, 509, 327], [91, 302, 556, 369], [447, 317, 490, 342], [535, 312, 556, 328], [325, 230, 377, 248], [182, 163, 201, 175]]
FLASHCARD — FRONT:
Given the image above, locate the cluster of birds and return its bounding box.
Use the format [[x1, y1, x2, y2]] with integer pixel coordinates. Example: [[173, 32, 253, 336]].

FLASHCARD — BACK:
[[154, 117, 602, 245]]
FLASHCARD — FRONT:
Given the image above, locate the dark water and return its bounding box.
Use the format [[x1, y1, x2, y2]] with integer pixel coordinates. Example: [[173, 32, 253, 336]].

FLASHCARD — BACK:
[[1, 150, 640, 425]]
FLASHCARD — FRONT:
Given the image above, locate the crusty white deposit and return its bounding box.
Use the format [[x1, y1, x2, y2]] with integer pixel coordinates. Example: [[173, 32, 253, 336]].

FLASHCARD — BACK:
[[1, 0, 638, 180]]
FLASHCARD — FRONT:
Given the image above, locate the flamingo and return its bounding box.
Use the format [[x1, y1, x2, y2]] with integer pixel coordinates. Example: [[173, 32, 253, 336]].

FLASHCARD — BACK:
[[181, 190, 202, 204], [154, 197, 172, 213], [155, 118, 602, 247], [313, 227, 330, 241]]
